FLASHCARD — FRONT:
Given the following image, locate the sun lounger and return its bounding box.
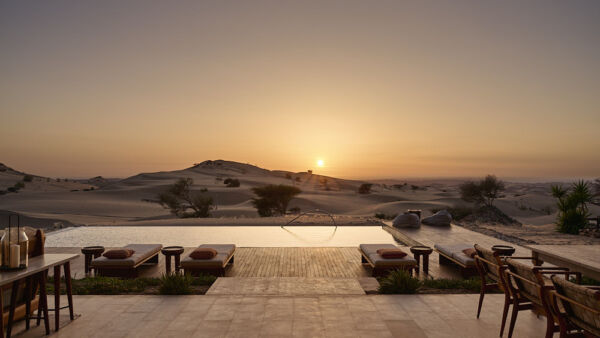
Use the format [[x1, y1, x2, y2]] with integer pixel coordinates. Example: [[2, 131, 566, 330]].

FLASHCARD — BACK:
[[434, 243, 476, 277], [91, 244, 162, 278], [181, 244, 236, 276], [358, 244, 417, 277]]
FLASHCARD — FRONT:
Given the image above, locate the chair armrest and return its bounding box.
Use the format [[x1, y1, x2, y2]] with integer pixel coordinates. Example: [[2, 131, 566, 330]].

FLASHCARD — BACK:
[[583, 286, 600, 290], [504, 256, 533, 260], [534, 267, 570, 271]]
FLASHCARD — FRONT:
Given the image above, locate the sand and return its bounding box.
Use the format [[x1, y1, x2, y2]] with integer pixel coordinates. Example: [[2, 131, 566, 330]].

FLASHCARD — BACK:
[[1, 160, 598, 245]]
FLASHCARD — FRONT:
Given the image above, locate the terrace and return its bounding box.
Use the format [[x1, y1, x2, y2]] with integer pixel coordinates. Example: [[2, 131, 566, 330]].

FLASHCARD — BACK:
[[2, 223, 599, 338]]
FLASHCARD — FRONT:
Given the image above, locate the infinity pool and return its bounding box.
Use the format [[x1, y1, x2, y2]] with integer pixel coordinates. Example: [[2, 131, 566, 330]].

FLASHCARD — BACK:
[[46, 226, 401, 247]]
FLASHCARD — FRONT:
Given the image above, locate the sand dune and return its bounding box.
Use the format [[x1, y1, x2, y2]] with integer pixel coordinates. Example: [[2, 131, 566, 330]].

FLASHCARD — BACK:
[[1, 160, 598, 245]]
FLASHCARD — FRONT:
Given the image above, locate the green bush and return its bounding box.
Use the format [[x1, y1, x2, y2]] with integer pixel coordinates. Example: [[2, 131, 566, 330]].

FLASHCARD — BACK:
[[23, 175, 33, 182], [378, 270, 420, 294], [48, 277, 160, 295], [421, 278, 481, 292], [14, 181, 25, 189], [552, 181, 593, 234], [190, 273, 217, 286], [159, 273, 193, 295]]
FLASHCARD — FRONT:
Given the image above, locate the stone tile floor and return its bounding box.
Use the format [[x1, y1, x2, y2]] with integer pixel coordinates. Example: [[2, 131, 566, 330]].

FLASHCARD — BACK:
[[14, 293, 546, 337], [207, 278, 366, 296]]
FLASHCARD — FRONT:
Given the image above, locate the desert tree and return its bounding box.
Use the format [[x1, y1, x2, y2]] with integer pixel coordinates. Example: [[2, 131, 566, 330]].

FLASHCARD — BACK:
[[223, 178, 240, 187], [459, 175, 505, 207], [358, 183, 373, 194], [158, 178, 214, 218], [251, 184, 301, 217]]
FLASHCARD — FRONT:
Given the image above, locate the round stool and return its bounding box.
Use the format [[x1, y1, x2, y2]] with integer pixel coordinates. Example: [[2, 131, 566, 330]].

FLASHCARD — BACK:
[[81, 246, 105, 276], [492, 245, 516, 256], [410, 245, 434, 275], [161, 246, 185, 274]]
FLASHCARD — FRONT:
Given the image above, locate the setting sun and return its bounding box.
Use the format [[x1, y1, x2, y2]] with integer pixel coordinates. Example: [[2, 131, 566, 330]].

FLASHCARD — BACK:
[[317, 159, 324, 167]]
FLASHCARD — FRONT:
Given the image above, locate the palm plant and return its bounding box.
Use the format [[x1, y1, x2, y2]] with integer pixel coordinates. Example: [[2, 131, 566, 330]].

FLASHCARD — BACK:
[[551, 180, 592, 234]]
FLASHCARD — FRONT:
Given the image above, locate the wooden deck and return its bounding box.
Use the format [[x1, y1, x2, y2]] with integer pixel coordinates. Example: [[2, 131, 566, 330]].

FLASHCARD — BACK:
[[46, 247, 376, 279], [45, 223, 532, 280]]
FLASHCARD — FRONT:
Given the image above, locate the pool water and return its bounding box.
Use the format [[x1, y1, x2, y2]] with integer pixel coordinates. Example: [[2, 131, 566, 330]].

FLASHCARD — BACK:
[[46, 226, 401, 247]]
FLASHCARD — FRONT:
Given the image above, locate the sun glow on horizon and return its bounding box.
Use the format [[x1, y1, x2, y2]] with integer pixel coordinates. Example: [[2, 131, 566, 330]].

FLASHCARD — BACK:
[[317, 159, 325, 167]]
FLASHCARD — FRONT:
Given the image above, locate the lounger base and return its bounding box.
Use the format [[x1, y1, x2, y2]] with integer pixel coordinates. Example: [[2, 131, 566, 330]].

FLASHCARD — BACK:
[[95, 252, 160, 278], [183, 254, 235, 277], [359, 248, 417, 277], [437, 251, 477, 278]]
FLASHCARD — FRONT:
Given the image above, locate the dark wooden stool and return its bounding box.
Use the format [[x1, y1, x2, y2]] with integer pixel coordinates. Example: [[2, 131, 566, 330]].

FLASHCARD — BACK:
[[81, 246, 105, 276], [161, 246, 185, 274], [410, 246, 434, 275], [491, 245, 515, 256]]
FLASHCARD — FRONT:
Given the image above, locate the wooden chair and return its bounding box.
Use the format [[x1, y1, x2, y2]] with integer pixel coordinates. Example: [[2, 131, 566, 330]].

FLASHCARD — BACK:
[[474, 244, 513, 337], [505, 258, 580, 338], [549, 275, 600, 337]]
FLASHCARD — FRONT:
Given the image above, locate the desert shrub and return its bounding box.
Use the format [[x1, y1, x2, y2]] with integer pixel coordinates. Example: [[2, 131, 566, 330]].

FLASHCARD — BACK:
[[421, 278, 481, 292], [460, 175, 505, 207], [190, 273, 217, 286], [374, 213, 397, 220], [7, 187, 17, 193], [552, 181, 593, 234], [251, 184, 301, 217], [411, 185, 419, 191], [540, 205, 553, 215], [23, 175, 33, 182], [158, 178, 214, 218], [358, 183, 373, 194], [285, 173, 292, 179], [378, 270, 420, 294], [223, 178, 240, 187], [159, 273, 193, 295], [48, 276, 160, 295], [430, 206, 473, 221], [14, 181, 24, 189]]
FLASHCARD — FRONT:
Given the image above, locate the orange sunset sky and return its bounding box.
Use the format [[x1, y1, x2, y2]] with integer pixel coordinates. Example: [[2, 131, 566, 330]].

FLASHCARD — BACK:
[[1, 1, 599, 179]]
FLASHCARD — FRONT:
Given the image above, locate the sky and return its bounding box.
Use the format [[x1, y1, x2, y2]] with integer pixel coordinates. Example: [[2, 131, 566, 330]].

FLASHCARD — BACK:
[[1, 1, 599, 180]]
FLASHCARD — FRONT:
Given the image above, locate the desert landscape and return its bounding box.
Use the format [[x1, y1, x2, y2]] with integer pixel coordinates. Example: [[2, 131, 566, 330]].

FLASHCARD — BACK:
[[1, 160, 598, 246]]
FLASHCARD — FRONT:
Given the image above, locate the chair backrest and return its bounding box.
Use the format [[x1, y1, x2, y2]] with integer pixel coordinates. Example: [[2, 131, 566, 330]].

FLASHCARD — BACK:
[[474, 244, 503, 281], [551, 275, 600, 332], [506, 258, 544, 303]]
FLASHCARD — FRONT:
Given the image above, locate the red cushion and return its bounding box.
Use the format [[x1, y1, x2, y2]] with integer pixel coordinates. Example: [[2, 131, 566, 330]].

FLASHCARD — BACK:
[[462, 248, 476, 258], [103, 249, 135, 259], [190, 248, 217, 260], [376, 249, 407, 259]]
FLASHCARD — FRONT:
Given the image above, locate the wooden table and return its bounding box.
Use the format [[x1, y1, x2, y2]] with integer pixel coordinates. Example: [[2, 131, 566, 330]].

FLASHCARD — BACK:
[[0, 253, 79, 338], [527, 245, 600, 281]]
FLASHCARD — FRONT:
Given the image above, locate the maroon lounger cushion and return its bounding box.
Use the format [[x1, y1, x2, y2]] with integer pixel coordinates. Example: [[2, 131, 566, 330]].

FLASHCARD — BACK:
[[103, 249, 135, 259], [462, 248, 476, 258], [190, 248, 218, 260], [377, 249, 407, 259]]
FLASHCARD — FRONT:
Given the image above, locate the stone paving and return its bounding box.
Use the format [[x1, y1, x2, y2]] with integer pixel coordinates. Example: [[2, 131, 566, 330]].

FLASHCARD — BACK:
[[207, 277, 366, 296], [14, 293, 546, 338]]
